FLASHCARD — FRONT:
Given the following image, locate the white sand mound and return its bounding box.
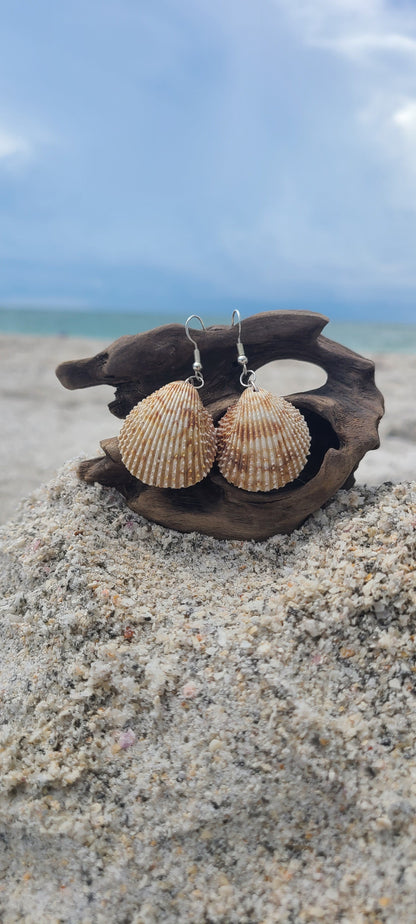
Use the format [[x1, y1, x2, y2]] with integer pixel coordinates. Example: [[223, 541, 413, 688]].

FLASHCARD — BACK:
[[0, 465, 415, 923]]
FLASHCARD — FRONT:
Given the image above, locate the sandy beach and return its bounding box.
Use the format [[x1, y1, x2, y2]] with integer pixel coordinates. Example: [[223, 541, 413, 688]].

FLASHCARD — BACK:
[[0, 333, 415, 922], [0, 333, 415, 525]]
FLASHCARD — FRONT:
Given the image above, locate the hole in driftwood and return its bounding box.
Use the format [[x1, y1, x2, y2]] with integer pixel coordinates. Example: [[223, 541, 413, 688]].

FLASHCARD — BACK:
[[256, 360, 327, 394], [288, 407, 339, 489]]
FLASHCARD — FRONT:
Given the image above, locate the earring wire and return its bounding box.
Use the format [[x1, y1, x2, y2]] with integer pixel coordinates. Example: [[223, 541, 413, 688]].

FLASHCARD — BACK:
[[231, 309, 258, 390], [185, 314, 206, 389]]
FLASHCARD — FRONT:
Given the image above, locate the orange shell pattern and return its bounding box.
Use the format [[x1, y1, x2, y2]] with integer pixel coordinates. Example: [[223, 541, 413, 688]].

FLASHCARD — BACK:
[[119, 380, 216, 488], [216, 387, 311, 492]]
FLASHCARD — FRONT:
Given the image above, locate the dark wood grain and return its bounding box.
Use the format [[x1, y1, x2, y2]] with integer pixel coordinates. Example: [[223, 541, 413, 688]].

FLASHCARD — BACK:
[[56, 310, 384, 539]]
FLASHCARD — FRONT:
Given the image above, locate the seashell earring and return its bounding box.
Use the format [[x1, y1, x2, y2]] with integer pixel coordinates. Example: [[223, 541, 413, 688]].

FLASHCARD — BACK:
[[216, 310, 311, 492], [119, 316, 216, 488]]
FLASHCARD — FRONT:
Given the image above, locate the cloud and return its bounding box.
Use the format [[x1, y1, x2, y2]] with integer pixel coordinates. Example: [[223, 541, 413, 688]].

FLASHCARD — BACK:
[[0, 128, 30, 161], [275, 1, 416, 197], [276, 0, 416, 60], [318, 32, 416, 58], [392, 100, 416, 130], [195, 0, 416, 306]]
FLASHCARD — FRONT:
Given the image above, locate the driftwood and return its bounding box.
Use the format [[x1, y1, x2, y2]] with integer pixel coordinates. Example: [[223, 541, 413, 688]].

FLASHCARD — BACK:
[[56, 310, 384, 540]]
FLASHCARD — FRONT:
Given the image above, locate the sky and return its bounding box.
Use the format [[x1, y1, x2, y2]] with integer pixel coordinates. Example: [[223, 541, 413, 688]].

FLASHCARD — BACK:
[[1, 0, 416, 321]]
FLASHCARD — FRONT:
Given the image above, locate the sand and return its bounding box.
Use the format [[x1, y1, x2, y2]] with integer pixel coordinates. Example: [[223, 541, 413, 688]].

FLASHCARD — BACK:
[[0, 465, 415, 922], [0, 332, 416, 922], [0, 334, 415, 524]]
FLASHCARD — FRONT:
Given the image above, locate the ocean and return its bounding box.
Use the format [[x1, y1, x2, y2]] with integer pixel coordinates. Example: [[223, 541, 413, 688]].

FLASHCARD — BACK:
[[1, 307, 416, 354]]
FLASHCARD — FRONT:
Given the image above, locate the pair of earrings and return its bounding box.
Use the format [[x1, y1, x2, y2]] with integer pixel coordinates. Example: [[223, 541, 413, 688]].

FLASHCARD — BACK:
[[118, 311, 311, 493]]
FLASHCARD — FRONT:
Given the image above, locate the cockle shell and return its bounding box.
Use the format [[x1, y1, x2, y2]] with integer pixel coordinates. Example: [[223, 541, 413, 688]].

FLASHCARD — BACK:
[[216, 387, 311, 492], [119, 380, 216, 489]]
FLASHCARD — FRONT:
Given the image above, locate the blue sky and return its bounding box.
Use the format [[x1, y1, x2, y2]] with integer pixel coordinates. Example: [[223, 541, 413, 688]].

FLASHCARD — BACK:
[[1, 0, 416, 320]]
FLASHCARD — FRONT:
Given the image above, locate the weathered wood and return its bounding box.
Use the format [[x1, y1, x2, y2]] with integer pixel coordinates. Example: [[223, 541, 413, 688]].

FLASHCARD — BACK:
[[56, 311, 384, 540]]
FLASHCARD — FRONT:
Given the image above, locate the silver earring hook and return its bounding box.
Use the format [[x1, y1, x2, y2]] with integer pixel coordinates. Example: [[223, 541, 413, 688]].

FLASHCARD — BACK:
[[185, 314, 206, 349], [231, 309, 257, 390], [185, 314, 206, 389]]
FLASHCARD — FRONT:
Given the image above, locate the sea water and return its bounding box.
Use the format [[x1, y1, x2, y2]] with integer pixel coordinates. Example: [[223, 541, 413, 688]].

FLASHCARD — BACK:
[[1, 307, 416, 353]]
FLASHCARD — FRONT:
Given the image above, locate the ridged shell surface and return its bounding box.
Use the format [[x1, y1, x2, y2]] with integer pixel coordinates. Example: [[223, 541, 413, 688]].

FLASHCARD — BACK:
[[217, 387, 311, 492], [119, 380, 216, 488]]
